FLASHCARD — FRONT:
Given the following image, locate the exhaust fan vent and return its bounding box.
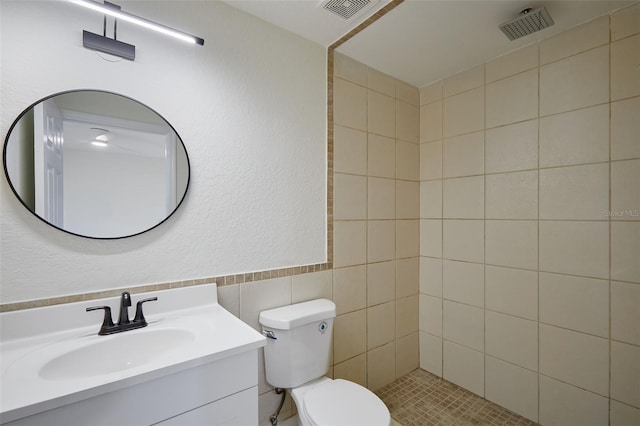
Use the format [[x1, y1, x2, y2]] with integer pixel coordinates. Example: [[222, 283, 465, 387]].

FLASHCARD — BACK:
[[323, 0, 372, 20], [499, 7, 554, 41]]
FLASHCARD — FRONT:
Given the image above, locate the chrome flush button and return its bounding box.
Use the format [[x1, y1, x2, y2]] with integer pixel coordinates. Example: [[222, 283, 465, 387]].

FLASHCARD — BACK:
[[318, 321, 327, 334]]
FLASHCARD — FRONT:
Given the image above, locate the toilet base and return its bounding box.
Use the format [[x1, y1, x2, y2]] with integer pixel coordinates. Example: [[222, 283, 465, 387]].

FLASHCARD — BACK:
[[288, 377, 391, 426]]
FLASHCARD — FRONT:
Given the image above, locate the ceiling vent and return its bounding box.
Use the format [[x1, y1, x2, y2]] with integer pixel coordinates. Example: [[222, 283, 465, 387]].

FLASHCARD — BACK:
[[321, 0, 373, 20], [499, 7, 554, 41]]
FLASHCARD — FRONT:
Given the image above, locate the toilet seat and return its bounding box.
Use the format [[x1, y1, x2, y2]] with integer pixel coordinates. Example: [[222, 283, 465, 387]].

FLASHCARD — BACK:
[[301, 379, 390, 426]]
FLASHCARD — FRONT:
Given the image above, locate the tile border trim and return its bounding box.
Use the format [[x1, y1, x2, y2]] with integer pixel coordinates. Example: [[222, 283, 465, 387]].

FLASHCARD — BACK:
[[0, 263, 330, 312]]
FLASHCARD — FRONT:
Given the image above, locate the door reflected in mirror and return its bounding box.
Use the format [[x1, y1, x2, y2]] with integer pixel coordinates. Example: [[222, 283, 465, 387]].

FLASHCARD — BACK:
[[3, 90, 190, 239]]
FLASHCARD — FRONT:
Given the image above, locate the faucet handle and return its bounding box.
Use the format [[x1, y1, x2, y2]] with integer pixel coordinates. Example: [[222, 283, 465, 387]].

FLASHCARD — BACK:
[[133, 297, 158, 325], [86, 306, 115, 335]]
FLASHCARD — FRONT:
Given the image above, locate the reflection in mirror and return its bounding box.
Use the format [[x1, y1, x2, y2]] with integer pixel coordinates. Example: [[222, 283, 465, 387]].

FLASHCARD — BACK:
[[3, 90, 190, 239]]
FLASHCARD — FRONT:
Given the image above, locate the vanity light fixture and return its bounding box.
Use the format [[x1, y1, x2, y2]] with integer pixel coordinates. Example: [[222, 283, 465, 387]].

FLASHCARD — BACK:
[[69, 0, 204, 61]]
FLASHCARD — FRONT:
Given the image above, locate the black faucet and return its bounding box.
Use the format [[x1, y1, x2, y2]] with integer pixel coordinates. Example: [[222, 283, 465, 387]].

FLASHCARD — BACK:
[[86, 292, 158, 335]]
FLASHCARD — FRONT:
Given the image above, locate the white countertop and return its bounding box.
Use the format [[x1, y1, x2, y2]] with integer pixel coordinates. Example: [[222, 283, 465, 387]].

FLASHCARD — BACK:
[[0, 284, 266, 423]]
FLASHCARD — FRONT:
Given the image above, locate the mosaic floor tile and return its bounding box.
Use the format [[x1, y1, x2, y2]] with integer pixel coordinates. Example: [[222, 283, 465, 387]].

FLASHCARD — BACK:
[[376, 369, 537, 426]]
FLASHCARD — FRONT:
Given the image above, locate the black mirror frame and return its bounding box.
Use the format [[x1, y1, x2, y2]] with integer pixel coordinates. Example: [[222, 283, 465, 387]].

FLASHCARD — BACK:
[[2, 89, 191, 240]]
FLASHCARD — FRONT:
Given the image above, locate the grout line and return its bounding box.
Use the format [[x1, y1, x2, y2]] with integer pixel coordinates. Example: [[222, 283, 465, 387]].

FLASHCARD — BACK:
[[538, 372, 613, 400], [538, 320, 610, 342], [339, 256, 640, 286], [483, 59, 488, 400], [440, 74, 445, 380], [608, 16, 613, 425], [484, 353, 540, 376], [536, 36, 542, 422], [364, 58, 372, 387]]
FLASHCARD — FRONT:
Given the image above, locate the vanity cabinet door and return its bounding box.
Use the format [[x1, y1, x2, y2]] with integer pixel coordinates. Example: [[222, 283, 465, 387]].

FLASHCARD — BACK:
[[155, 386, 258, 426]]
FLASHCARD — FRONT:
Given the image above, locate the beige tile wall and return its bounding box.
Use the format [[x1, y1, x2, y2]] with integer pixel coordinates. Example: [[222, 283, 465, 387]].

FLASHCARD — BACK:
[[418, 4, 640, 425], [332, 52, 421, 392]]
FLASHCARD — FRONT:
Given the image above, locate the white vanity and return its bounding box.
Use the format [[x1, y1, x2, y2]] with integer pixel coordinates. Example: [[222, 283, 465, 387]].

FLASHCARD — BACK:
[[0, 284, 266, 425]]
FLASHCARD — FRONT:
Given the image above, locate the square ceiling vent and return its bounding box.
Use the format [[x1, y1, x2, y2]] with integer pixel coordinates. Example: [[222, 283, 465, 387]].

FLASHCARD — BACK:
[[321, 0, 374, 20]]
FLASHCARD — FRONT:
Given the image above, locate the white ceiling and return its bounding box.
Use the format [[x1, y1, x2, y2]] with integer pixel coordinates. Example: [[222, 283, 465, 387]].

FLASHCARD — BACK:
[[226, 0, 633, 88], [225, 0, 393, 47]]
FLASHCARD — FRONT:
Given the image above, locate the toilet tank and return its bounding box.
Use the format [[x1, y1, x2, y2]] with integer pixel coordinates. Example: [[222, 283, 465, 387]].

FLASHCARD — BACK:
[[259, 299, 336, 389]]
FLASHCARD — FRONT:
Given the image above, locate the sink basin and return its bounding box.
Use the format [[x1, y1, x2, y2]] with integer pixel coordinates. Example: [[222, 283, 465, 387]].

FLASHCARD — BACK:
[[39, 328, 196, 380], [0, 284, 266, 424]]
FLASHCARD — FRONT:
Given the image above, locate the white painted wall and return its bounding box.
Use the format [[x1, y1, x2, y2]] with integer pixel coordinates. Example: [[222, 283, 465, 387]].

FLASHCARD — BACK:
[[0, 0, 327, 303]]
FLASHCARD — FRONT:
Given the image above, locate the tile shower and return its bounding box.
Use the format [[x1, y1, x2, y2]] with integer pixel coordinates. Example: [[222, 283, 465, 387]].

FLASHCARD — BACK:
[[333, 3, 639, 425]]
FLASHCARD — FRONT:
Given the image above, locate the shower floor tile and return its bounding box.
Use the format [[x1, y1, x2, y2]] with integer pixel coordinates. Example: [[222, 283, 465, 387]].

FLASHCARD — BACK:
[[376, 369, 537, 426]]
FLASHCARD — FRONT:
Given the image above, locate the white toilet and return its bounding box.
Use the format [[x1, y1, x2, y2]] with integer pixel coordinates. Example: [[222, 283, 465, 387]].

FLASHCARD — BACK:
[[259, 299, 391, 426]]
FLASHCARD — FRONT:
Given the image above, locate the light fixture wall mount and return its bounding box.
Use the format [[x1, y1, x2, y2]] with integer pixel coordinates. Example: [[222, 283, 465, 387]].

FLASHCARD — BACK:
[[70, 0, 204, 61], [82, 1, 135, 60]]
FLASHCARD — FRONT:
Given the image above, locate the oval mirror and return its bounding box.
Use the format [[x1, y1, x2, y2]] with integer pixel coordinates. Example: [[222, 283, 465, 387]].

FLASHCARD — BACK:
[[3, 90, 190, 239]]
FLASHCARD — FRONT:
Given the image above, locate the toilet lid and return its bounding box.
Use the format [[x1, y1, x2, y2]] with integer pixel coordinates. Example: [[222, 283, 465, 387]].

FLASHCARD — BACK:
[[302, 379, 390, 426]]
